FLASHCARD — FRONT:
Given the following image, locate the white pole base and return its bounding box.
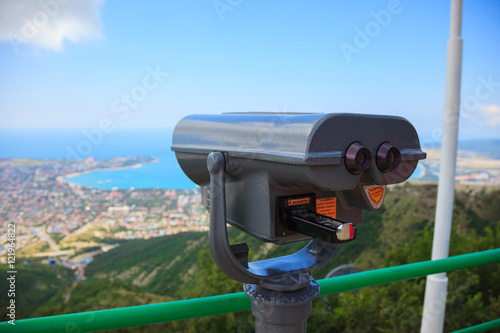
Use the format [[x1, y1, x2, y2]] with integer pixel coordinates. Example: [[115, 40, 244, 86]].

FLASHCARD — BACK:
[[421, 273, 448, 333]]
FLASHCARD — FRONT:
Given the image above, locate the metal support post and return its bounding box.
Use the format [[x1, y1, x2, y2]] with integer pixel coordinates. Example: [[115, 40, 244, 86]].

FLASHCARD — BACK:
[[421, 0, 463, 332], [244, 273, 319, 333]]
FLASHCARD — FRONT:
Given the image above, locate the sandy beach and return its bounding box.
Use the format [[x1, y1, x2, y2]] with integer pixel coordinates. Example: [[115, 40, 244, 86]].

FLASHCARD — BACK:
[[63, 163, 145, 179]]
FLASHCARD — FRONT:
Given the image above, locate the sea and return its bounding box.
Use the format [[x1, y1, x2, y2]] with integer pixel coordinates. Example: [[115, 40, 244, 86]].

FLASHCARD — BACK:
[[0, 128, 423, 190], [0, 128, 196, 190]]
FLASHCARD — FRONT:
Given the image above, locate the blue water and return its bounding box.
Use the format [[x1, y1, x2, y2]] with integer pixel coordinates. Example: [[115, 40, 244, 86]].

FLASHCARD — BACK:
[[64, 153, 196, 190], [0, 128, 196, 189], [0, 128, 173, 159], [0, 128, 424, 189]]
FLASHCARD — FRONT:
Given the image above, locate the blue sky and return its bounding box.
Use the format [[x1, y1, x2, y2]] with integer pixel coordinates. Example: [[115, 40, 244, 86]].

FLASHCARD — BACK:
[[1, 0, 499, 143]]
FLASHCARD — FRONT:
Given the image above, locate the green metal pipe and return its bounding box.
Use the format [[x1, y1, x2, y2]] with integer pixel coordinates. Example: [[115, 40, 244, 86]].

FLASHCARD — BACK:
[[1, 249, 498, 333], [453, 319, 500, 333], [318, 248, 500, 296], [452, 318, 500, 333], [0, 292, 250, 333]]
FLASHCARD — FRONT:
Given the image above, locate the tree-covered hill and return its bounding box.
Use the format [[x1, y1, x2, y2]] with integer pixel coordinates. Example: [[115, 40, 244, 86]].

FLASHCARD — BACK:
[[85, 231, 207, 296], [0, 263, 73, 320]]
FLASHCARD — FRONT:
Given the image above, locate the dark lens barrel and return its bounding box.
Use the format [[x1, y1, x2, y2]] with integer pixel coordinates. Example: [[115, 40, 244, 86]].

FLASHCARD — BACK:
[[376, 142, 401, 173], [345, 142, 372, 174]]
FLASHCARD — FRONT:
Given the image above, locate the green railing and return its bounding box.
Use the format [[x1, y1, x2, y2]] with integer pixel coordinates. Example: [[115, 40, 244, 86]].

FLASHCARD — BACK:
[[1, 248, 499, 333]]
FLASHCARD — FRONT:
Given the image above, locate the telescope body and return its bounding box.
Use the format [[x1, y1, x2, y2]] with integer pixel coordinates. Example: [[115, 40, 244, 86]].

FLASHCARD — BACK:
[[172, 113, 425, 244]]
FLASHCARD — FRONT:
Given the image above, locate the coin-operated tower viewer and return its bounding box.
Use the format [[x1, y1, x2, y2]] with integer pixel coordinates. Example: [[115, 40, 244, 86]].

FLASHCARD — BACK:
[[171, 113, 426, 332]]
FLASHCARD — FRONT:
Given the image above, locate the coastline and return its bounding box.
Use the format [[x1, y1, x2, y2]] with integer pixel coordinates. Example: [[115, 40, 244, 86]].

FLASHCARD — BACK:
[[59, 157, 160, 187], [63, 163, 146, 179], [54, 155, 196, 190]]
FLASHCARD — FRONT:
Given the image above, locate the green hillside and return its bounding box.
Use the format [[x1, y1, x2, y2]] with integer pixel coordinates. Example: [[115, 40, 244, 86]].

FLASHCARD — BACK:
[[86, 231, 207, 296], [3, 182, 499, 332], [0, 262, 74, 319]]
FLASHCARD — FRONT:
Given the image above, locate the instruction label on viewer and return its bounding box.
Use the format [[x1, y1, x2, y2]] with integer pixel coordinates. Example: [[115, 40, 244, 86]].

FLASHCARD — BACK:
[[316, 197, 337, 219], [288, 197, 310, 206]]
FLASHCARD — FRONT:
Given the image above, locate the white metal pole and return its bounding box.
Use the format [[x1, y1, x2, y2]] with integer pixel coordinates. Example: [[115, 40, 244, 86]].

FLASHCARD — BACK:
[[420, 0, 463, 332]]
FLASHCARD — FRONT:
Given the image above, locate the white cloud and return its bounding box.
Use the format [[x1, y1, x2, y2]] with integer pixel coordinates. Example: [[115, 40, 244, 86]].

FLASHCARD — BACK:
[[478, 104, 500, 126], [0, 0, 105, 53]]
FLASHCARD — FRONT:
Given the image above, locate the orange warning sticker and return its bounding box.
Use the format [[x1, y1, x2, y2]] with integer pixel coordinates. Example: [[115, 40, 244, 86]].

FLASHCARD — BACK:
[[288, 197, 310, 206], [316, 197, 337, 219], [363, 185, 386, 209]]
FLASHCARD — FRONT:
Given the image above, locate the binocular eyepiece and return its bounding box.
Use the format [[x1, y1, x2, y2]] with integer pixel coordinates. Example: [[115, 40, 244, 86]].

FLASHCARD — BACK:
[[345, 141, 402, 174], [345, 142, 372, 174], [376, 142, 401, 173]]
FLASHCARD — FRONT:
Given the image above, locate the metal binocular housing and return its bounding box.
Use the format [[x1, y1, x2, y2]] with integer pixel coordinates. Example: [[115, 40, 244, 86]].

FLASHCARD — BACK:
[[171, 113, 426, 246]]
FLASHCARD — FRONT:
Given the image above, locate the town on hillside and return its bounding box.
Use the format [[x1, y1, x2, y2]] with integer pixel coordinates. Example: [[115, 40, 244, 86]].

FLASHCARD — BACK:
[[0, 151, 498, 287], [0, 157, 207, 276]]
